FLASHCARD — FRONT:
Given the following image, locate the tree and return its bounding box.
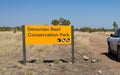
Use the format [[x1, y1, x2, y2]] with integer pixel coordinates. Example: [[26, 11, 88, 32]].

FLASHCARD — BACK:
[[51, 18, 71, 25], [61, 20, 71, 25], [51, 19, 59, 25], [14, 26, 22, 31], [59, 18, 65, 25], [113, 21, 118, 31]]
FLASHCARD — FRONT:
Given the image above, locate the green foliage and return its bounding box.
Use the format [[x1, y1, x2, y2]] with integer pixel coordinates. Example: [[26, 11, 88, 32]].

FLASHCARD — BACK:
[[0, 26, 22, 31], [74, 28, 80, 31], [51, 19, 59, 25], [0, 27, 13, 31], [59, 18, 71, 25], [79, 27, 92, 32], [13, 28, 16, 33], [14, 26, 22, 31], [36, 48, 44, 52], [78, 27, 113, 32], [53, 59, 60, 63], [113, 21, 118, 31], [61, 20, 71, 25], [59, 18, 65, 25], [51, 18, 71, 25]]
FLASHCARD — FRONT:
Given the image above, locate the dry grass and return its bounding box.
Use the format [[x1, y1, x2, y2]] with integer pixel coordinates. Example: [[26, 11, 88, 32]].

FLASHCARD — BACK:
[[0, 31, 117, 75], [74, 32, 95, 60], [92, 31, 114, 36], [0, 31, 22, 58], [74, 32, 90, 50], [0, 31, 90, 55]]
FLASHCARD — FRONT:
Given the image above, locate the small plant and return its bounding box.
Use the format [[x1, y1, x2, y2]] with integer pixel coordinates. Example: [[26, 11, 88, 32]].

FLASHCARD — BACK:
[[89, 29, 92, 33], [96, 57, 102, 62], [26, 71, 33, 75], [36, 48, 44, 52], [26, 68, 35, 75], [13, 28, 16, 33], [53, 59, 60, 63]]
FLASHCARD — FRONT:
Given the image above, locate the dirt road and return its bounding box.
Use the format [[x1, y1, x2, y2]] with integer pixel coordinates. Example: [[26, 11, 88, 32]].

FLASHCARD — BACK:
[[79, 32, 120, 69]]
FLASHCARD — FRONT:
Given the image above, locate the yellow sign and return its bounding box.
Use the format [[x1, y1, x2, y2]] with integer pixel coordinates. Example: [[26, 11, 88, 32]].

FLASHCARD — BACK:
[[25, 25, 72, 44]]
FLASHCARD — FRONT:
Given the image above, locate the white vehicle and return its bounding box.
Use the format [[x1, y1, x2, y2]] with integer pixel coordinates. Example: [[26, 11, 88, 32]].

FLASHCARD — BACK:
[[107, 29, 120, 61]]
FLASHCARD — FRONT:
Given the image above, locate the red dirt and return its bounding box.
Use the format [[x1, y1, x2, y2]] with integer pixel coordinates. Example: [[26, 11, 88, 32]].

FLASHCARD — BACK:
[[80, 32, 120, 69]]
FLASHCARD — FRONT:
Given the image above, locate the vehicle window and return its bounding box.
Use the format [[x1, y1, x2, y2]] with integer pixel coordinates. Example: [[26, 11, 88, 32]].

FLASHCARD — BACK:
[[118, 30, 120, 37], [113, 30, 120, 37]]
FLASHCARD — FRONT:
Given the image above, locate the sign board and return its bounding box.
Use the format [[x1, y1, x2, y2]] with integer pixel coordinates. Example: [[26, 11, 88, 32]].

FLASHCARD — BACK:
[[25, 25, 72, 44], [22, 25, 74, 65]]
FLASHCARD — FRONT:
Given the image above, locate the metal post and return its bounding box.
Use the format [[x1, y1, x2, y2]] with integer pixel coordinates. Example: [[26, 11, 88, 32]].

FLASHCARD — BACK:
[[71, 26, 75, 64], [22, 25, 26, 65]]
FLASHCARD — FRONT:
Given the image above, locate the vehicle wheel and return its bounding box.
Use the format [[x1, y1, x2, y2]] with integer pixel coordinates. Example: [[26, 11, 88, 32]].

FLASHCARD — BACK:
[[108, 44, 112, 54], [117, 46, 120, 61]]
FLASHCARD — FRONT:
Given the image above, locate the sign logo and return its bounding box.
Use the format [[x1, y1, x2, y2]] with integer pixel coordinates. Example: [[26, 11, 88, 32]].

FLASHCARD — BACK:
[[25, 25, 72, 44]]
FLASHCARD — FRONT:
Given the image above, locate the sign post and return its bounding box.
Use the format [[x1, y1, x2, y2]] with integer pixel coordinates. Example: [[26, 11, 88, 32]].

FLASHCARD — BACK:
[[22, 25, 26, 65], [71, 26, 74, 64], [22, 25, 74, 64]]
